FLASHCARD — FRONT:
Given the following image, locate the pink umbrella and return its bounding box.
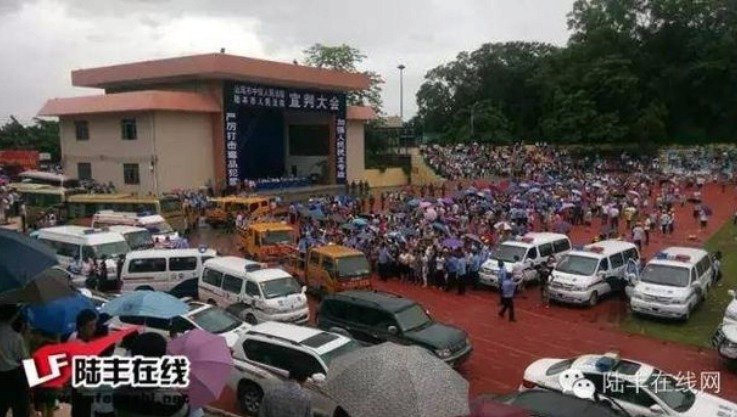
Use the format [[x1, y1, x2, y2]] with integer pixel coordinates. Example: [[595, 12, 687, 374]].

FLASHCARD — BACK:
[[167, 329, 234, 408], [419, 201, 433, 209]]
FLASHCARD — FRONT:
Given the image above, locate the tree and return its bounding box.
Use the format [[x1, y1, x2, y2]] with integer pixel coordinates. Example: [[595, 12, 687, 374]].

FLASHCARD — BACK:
[[303, 43, 384, 115], [0, 117, 60, 160]]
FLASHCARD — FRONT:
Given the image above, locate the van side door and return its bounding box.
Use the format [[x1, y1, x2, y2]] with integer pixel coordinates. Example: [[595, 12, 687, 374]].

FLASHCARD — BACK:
[[199, 267, 224, 305], [609, 253, 625, 277], [221, 274, 245, 306], [124, 257, 167, 291], [243, 280, 261, 312]]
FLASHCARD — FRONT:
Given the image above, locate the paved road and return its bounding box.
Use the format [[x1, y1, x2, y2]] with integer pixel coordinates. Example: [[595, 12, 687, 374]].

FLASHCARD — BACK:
[[198, 183, 737, 414]]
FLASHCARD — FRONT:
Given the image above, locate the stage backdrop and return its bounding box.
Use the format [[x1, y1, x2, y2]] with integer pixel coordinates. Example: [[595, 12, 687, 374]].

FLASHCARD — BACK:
[[223, 81, 347, 185]]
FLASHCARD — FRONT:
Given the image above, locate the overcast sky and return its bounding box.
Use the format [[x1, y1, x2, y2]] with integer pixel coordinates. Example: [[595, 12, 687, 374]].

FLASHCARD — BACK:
[[0, 0, 574, 124]]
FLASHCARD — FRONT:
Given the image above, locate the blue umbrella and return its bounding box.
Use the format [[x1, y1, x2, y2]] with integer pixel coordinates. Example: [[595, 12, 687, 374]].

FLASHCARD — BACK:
[[24, 293, 94, 336], [406, 198, 421, 208], [101, 291, 188, 319], [351, 218, 369, 228], [0, 229, 58, 293], [308, 208, 326, 221]]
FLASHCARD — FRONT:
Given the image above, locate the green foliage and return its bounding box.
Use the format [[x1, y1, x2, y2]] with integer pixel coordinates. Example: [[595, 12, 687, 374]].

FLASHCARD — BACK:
[[0, 117, 60, 161], [415, 0, 737, 144], [303, 43, 384, 115]]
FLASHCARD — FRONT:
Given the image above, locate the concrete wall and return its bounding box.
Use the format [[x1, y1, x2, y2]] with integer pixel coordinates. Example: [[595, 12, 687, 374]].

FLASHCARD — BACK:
[[346, 120, 365, 183], [153, 111, 215, 191], [61, 112, 156, 194], [362, 167, 409, 188], [60, 111, 215, 195]]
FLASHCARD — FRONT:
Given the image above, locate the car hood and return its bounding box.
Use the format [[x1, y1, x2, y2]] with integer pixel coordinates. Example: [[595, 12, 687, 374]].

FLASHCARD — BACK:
[[685, 392, 737, 417], [552, 271, 592, 286], [404, 322, 466, 349], [635, 283, 687, 297]]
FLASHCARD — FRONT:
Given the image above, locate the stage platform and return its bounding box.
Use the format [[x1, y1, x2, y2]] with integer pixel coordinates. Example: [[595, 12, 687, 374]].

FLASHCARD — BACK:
[[253, 184, 344, 202]]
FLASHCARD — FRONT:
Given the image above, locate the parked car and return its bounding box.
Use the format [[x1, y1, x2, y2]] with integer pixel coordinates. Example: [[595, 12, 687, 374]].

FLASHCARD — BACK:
[[229, 321, 361, 416], [317, 290, 472, 366], [492, 390, 630, 417], [109, 300, 250, 348], [522, 352, 737, 417]]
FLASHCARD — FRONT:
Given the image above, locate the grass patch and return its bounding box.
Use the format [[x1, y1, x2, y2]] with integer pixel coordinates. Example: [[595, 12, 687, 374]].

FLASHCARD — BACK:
[[620, 221, 737, 347]]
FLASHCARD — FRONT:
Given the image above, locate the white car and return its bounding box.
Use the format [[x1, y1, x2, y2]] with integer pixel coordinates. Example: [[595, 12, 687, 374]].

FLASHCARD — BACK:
[[723, 290, 737, 326], [109, 300, 250, 348], [522, 352, 737, 417], [229, 321, 362, 417]]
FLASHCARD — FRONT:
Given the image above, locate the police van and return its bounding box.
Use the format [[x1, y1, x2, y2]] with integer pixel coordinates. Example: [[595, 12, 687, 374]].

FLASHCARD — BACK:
[[119, 247, 218, 297], [198, 256, 309, 325], [630, 247, 713, 321], [479, 233, 572, 287], [106, 225, 154, 250], [549, 240, 640, 306], [36, 226, 131, 284], [92, 210, 179, 244]]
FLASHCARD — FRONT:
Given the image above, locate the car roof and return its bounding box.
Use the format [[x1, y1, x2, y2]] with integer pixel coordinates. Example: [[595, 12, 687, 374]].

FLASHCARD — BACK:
[[567, 240, 638, 258], [311, 244, 364, 257], [38, 226, 127, 245], [507, 390, 625, 417], [571, 355, 655, 382], [106, 225, 149, 234], [125, 248, 217, 259], [648, 246, 708, 267], [246, 268, 293, 282], [248, 321, 321, 342], [330, 290, 416, 313], [204, 256, 262, 276], [502, 232, 569, 247], [248, 222, 294, 232], [246, 322, 351, 356]]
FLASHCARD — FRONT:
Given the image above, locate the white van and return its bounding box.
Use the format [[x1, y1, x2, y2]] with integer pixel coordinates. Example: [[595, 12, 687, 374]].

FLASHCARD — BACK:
[[723, 290, 737, 326], [119, 248, 218, 297], [199, 257, 309, 325], [630, 247, 713, 320], [549, 240, 640, 306], [107, 225, 154, 250], [92, 210, 179, 243], [479, 233, 572, 287], [37, 226, 130, 285]]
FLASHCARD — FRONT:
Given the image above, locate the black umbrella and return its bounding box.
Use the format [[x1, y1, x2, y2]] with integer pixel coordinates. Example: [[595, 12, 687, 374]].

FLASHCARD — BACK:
[[0, 268, 76, 305], [0, 229, 58, 293]]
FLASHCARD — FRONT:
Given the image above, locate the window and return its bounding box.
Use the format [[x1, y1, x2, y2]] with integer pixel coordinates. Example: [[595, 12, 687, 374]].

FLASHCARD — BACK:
[[77, 163, 92, 181], [128, 258, 167, 273], [610, 253, 625, 269], [75, 120, 89, 140], [623, 248, 639, 262], [321, 257, 335, 272], [553, 239, 571, 253], [538, 243, 554, 257], [222, 274, 243, 294], [202, 268, 224, 287], [599, 258, 609, 271], [171, 317, 196, 333], [169, 257, 197, 271], [121, 118, 137, 140], [244, 340, 325, 376], [123, 163, 140, 185], [309, 254, 320, 266], [527, 247, 538, 260], [245, 281, 261, 297]]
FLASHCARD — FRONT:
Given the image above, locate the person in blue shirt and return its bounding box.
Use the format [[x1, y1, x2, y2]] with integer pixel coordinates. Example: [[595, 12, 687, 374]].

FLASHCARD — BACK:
[[378, 243, 394, 281], [445, 251, 458, 292], [456, 251, 468, 295], [498, 273, 516, 322]]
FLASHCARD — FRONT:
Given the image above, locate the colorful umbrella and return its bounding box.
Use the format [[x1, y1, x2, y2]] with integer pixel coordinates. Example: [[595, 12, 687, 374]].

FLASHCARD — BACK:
[[0, 267, 76, 305], [167, 329, 233, 408], [442, 238, 463, 249], [101, 291, 188, 319], [24, 293, 95, 336]]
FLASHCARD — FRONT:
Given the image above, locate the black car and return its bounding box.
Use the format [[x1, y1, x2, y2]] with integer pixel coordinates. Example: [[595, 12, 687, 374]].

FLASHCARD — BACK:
[[492, 390, 631, 417], [317, 290, 472, 365]]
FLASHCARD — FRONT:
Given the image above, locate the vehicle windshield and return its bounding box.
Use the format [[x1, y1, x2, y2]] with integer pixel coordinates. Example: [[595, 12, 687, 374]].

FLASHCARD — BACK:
[[492, 244, 528, 263], [646, 371, 696, 412], [93, 241, 130, 258], [146, 221, 174, 234], [319, 339, 362, 367], [189, 307, 242, 334], [259, 277, 301, 299], [640, 264, 690, 287], [396, 304, 433, 332], [261, 230, 292, 245], [337, 255, 371, 279], [555, 254, 599, 276], [123, 230, 153, 250]]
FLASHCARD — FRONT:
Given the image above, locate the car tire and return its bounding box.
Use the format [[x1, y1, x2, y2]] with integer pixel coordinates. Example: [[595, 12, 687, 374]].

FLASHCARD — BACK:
[[245, 313, 258, 325], [588, 292, 598, 307], [237, 381, 263, 416]]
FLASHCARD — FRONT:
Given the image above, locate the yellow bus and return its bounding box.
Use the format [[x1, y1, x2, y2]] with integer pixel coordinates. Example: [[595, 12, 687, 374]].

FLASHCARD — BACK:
[[64, 193, 185, 232], [11, 183, 85, 226]]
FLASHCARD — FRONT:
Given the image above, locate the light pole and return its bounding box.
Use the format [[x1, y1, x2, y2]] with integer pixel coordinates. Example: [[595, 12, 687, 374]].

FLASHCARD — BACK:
[[397, 64, 406, 123]]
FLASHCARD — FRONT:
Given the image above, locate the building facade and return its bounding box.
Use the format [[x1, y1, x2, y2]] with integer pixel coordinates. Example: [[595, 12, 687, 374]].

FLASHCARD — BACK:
[[39, 53, 375, 195]]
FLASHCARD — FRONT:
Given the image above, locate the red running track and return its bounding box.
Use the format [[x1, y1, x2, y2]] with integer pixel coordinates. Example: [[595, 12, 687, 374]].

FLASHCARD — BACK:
[[202, 183, 737, 414]]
